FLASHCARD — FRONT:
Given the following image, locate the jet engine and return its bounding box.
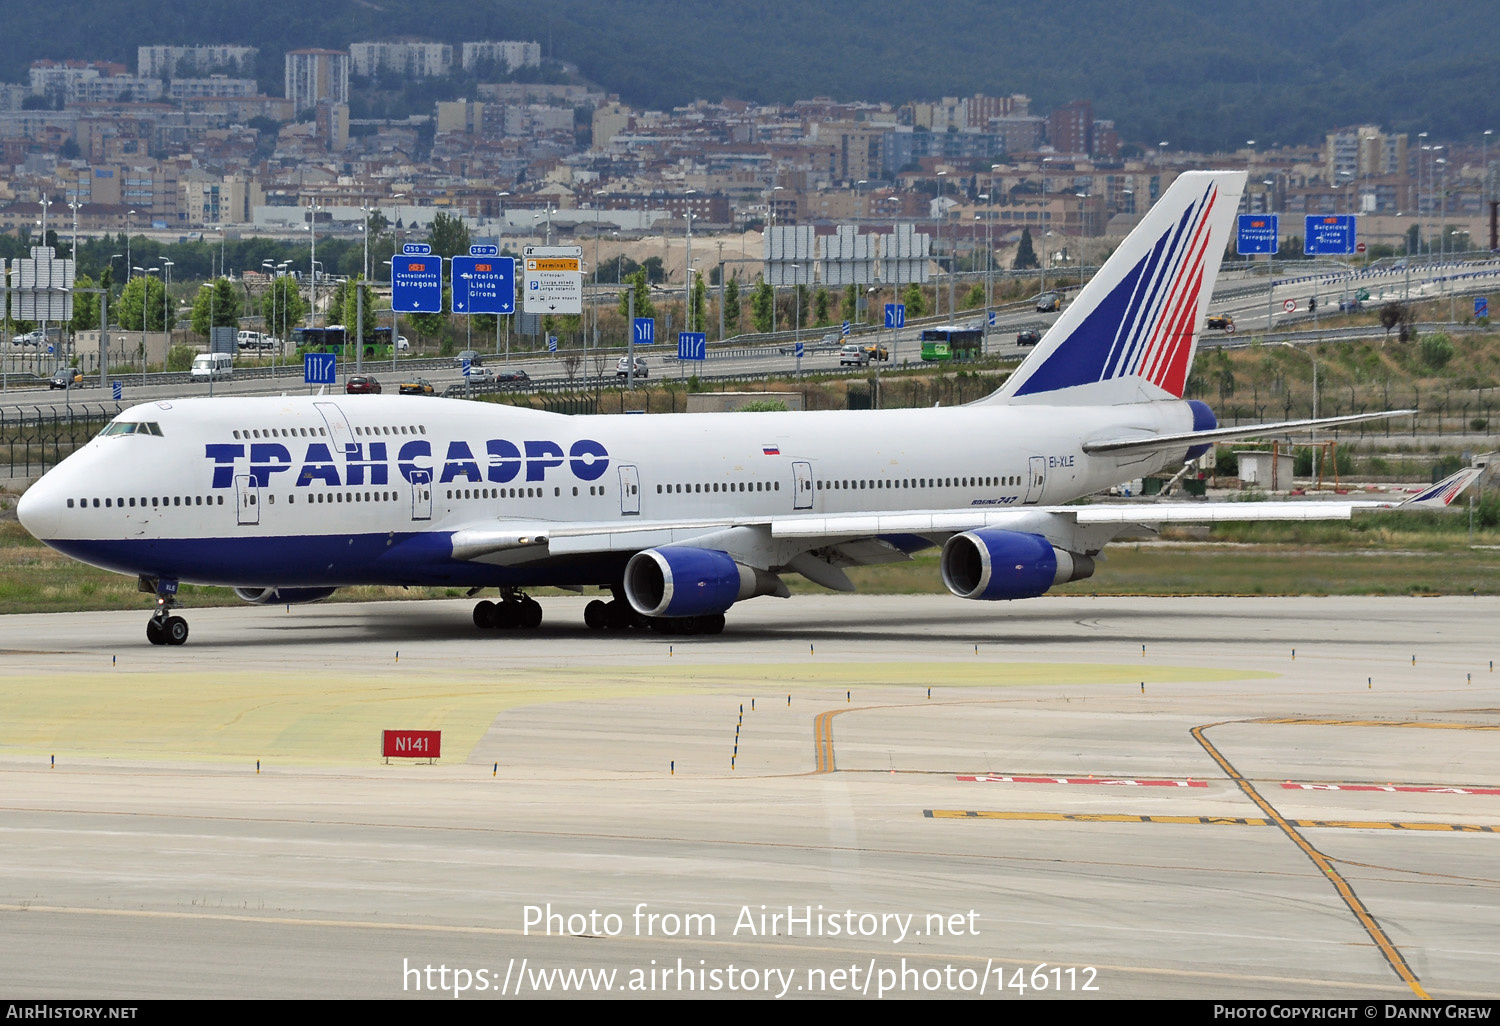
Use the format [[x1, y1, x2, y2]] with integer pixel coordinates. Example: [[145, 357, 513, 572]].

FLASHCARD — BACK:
[[623, 547, 787, 618], [233, 587, 339, 605], [939, 529, 1095, 601]]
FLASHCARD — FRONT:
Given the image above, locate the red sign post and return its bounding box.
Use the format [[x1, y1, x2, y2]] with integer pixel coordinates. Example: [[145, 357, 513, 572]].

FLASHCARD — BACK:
[[382, 730, 441, 762]]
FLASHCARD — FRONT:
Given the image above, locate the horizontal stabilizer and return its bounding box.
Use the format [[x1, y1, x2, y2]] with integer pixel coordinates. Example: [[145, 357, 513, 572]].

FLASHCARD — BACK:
[[1083, 409, 1415, 457]]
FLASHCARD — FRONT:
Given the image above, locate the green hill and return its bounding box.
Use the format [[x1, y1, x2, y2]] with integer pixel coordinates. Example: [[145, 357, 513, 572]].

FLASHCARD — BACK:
[[2, 1, 1495, 151]]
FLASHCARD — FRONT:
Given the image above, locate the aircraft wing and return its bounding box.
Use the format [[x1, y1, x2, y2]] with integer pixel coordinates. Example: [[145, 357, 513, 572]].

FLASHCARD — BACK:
[[446, 466, 1478, 565]]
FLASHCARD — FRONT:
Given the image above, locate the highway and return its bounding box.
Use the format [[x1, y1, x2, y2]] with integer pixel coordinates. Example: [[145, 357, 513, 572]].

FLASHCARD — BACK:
[[3, 255, 1498, 416]]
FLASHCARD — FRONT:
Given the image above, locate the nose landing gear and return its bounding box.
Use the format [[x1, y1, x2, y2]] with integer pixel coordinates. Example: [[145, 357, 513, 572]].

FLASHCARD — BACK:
[[141, 576, 189, 646]]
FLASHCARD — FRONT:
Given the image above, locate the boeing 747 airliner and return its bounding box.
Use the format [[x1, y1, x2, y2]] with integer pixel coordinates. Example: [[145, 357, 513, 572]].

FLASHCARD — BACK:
[[15, 171, 1478, 644]]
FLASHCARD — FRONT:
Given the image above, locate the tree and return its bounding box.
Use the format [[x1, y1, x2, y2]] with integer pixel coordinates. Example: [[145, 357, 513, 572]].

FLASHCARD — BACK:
[[724, 279, 741, 332], [617, 269, 654, 319], [70, 274, 100, 332], [1379, 301, 1404, 340], [751, 277, 774, 332], [842, 284, 858, 324], [1012, 228, 1039, 270], [260, 276, 306, 339], [408, 287, 451, 342], [692, 270, 708, 333], [962, 283, 986, 309], [190, 277, 241, 336], [1419, 332, 1454, 369], [115, 275, 175, 332], [426, 212, 471, 260], [903, 282, 926, 319], [814, 287, 830, 326], [330, 277, 378, 337]]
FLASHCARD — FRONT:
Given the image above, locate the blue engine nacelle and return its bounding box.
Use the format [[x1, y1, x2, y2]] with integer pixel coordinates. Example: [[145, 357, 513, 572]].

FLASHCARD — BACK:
[[939, 529, 1095, 601], [233, 587, 338, 605], [623, 547, 785, 618]]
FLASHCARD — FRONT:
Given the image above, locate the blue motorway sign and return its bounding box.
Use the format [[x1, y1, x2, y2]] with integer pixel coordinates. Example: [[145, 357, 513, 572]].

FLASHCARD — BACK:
[[461, 358, 473, 378], [451, 255, 514, 315], [988, 310, 997, 326], [392, 254, 444, 313], [111, 381, 122, 401], [402, 243, 432, 255], [1237, 214, 1279, 255], [677, 331, 707, 361], [633, 317, 655, 345], [841, 321, 851, 337], [795, 341, 805, 359], [1477, 297, 1489, 320], [885, 303, 906, 329], [304, 352, 336, 385], [1304, 215, 1357, 256]]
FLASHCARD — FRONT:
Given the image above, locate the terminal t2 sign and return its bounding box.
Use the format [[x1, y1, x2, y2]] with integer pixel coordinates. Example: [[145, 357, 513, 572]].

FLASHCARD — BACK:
[[522, 246, 583, 314]]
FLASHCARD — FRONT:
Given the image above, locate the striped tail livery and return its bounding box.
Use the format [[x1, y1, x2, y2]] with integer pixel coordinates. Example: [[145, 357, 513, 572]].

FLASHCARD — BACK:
[[991, 170, 1245, 406]]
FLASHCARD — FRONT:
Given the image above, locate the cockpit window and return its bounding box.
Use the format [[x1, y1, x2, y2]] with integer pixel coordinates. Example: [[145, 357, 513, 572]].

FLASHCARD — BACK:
[[100, 421, 163, 437]]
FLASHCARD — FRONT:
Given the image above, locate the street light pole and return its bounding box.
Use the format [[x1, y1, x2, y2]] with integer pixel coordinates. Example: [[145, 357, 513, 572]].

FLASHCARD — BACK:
[[134, 265, 157, 386], [935, 170, 947, 320], [684, 191, 695, 333], [308, 203, 320, 327], [161, 260, 173, 356], [200, 282, 216, 396]]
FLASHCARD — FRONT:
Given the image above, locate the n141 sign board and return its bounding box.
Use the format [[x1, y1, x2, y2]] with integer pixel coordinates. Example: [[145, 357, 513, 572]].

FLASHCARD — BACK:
[[523, 246, 582, 314]]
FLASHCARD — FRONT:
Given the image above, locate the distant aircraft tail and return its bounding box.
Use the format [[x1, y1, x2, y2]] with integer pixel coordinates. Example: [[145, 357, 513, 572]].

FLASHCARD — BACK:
[[1398, 467, 1484, 509], [984, 169, 1246, 406]]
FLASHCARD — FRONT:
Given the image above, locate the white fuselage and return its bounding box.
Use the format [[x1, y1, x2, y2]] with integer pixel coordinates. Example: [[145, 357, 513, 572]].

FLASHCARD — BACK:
[[18, 394, 1195, 589]]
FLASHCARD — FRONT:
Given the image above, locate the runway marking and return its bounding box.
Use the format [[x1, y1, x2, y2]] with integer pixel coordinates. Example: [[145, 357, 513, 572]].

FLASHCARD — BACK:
[[1256, 717, 1500, 731], [1191, 723, 1431, 1001], [924, 811, 1499, 831], [812, 708, 853, 774], [958, 775, 1208, 787], [1283, 783, 1500, 796]]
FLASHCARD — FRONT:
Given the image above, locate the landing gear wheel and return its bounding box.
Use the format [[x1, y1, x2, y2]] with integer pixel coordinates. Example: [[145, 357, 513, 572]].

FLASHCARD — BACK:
[[146, 619, 167, 645], [473, 600, 497, 629], [700, 613, 726, 635], [494, 601, 520, 629], [519, 598, 543, 629], [163, 616, 190, 646], [604, 601, 631, 630], [584, 599, 608, 630]]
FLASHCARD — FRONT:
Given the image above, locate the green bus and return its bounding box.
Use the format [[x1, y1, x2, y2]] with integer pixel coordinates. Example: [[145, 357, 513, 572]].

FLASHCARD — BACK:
[[293, 326, 397, 360], [919, 326, 984, 362]]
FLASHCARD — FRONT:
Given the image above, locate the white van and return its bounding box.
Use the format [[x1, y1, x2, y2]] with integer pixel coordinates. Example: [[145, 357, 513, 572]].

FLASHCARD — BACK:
[[191, 352, 233, 381]]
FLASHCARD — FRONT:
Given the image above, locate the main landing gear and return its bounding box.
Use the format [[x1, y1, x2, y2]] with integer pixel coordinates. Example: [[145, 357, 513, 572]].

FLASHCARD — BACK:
[[141, 576, 189, 646], [472, 590, 543, 631], [582, 597, 725, 635]]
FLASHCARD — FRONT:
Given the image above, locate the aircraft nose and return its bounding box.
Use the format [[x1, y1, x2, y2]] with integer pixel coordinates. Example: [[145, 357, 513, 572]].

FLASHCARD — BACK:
[[17, 478, 62, 540]]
